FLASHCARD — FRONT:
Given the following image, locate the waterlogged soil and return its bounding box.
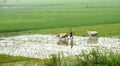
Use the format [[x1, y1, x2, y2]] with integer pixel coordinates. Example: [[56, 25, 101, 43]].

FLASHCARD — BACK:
[[0, 34, 120, 59]]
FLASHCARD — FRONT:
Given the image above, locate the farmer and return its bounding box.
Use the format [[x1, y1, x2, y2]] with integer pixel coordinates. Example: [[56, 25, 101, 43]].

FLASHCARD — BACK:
[[70, 28, 73, 39]]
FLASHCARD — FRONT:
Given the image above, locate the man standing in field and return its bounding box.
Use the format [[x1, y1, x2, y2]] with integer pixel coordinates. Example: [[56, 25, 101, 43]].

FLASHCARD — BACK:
[[70, 28, 73, 48], [70, 28, 73, 39]]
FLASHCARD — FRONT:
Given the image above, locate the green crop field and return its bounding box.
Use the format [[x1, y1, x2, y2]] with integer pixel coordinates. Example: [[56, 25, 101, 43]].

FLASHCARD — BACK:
[[0, 0, 120, 37]]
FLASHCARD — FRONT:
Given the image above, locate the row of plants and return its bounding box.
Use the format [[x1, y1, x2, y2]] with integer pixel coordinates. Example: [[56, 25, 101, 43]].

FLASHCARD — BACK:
[[0, 48, 119, 66], [0, 23, 120, 37], [0, 1, 120, 33], [44, 48, 120, 66]]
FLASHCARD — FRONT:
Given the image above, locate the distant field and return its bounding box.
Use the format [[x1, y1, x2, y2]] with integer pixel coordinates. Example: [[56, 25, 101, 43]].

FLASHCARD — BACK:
[[0, 0, 120, 37], [0, 0, 120, 6], [22, 23, 120, 37]]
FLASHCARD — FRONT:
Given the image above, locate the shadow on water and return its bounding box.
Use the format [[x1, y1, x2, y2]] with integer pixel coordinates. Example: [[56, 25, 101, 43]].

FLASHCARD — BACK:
[[57, 38, 74, 48], [87, 36, 98, 44], [70, 38, 74, 48], [57, 39, 68, 46]]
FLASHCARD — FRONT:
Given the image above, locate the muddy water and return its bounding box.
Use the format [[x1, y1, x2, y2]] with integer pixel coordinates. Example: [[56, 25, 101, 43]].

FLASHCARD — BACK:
[[0, 34, 120, 59]]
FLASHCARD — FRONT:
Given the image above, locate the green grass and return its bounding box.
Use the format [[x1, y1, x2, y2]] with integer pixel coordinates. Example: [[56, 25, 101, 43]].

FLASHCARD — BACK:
[[0, 23, 119, 37], [0, 0, 120, 7], [0, 0, 120, 37], [0, 7, 120, 32], [23, 23, 120, 37], [0, 54, 41, 63], [44, 48, 120, 66], [0, 54, 44, 66]]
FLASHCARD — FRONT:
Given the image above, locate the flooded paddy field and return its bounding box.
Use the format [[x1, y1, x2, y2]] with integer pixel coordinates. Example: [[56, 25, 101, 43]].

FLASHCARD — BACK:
[[0, 34, 120, 59]]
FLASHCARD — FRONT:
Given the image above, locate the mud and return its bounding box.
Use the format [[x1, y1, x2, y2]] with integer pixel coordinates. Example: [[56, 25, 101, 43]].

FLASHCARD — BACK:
[[0, 34, 120, 59]]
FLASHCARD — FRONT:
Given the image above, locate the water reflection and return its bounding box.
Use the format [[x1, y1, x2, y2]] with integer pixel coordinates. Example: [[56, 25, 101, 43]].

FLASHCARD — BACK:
[[70, 38, 74, 48], [57, 39, 68, 46], [57, 38, 74, 48], [87, 36, 98, 44]]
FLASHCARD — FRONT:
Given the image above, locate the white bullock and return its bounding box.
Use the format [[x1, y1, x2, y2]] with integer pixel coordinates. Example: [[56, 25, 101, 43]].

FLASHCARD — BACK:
[[87, 31, 98, 36]]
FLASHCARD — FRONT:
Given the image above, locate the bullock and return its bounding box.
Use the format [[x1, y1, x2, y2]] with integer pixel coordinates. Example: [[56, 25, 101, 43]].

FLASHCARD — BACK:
[[56, 33, 68, 39], [87, 31, 98, 36]]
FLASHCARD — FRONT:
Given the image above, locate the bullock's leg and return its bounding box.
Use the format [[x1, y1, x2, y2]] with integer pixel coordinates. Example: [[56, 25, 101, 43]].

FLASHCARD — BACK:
[[65, 36, 69, 40]]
